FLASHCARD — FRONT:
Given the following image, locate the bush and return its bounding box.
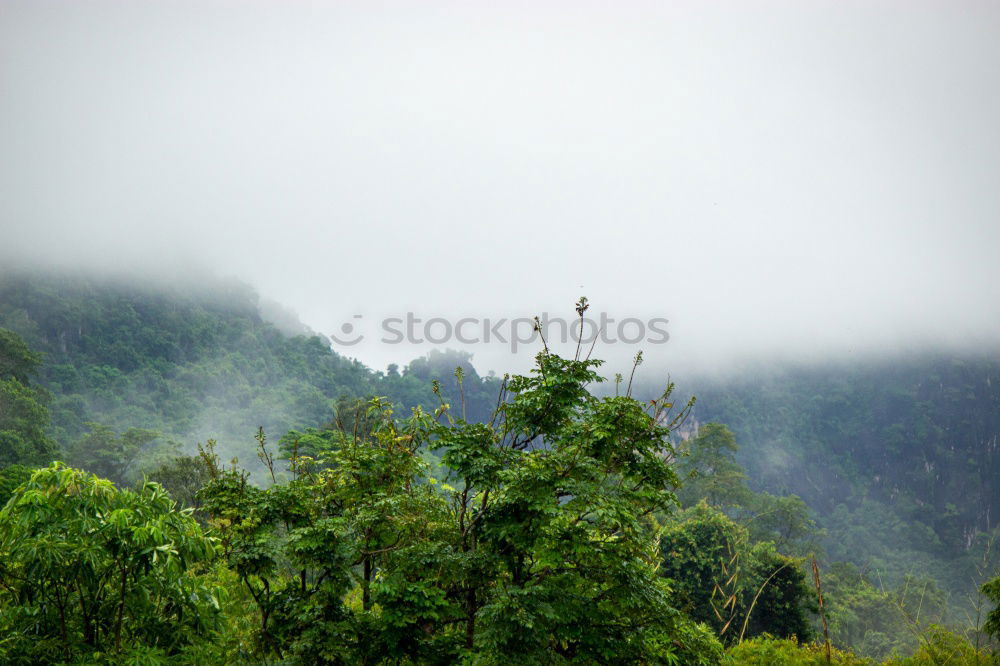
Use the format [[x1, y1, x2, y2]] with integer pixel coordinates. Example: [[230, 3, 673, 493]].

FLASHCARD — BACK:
[[0, 463, 221, 663], [725, 635, 872, 665]]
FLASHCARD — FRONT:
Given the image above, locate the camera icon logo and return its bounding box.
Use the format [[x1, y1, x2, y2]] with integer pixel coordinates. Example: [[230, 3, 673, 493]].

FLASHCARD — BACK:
[[329, 315, 364, 346]]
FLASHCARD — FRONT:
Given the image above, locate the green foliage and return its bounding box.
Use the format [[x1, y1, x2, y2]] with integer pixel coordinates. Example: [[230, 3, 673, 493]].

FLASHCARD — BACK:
[[0, 272, 500, 478], [0, 378, 57, 466], [665, 424, 819, 646], [0, 462, 220, 663], [660, 502, 747, 632], [660, 502, 815, 644], [397, 349, 500, 424], [0, 328, 42, 383], [675, 421, 820, 558], [818, 562, 956, 661], [0, 328, 58, 467], [196, 348, 726, 664], [0, 464, 34, 506], [198, 404, 445, 663], [886, 624, 994, 665], [148, 454, 213, 513], [724, 635, 872, 665], [741, 542, 815, 642], [743, 492, 820, 558], [68, 422, 173, 486], [2, 274, 997, 663], [664, 357, 1000, 601], [677, 423, 751, 509], [983, 575, 1000, 644], [439, 351, 698, 663], [728, 629, 995, 666]]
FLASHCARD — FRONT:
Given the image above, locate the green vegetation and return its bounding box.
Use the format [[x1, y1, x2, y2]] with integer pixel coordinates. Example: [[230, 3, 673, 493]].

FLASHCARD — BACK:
[[659, 502, 814, 644], [0, 271, 997, 663], [668, 359, 1000, 600], [0, 463, 219, 663], [0, 328, 58, 466], [0, 270, 499, 477], [189, 351, 725, 664]]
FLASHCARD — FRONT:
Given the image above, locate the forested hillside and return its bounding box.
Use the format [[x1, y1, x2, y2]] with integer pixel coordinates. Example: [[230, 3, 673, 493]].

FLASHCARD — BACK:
[[0, 270, 499, 477], [0, 270, 998, 664], [646, 358, 1000, 600]]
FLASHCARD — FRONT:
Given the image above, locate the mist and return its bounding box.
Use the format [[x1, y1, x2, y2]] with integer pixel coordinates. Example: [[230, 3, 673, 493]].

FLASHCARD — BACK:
[[3, 0, 999, 376]]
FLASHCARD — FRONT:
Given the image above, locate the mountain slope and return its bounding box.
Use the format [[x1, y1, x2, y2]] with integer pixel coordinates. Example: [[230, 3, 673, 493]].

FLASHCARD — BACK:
[[653, 356, 1000, 595], [0, 270, 499, 467]]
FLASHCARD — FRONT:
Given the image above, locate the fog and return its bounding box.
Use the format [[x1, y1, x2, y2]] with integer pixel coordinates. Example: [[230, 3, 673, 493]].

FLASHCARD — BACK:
[[3, 0, 999, 375]]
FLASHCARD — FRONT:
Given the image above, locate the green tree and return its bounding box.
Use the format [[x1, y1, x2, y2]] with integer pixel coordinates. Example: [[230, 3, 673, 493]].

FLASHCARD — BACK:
[[68, 422, 172, 486], [980, 574, 1000, 644], [0, 463, 34, 506], [659, 502, 814, 645], [198, 342, 725, 664], [0, 462, 220, 663], [426, 348, 719, 663], [148, 454, 213, 513], [740, 541, 814, 642], [743, 492, 820, 558], [817, 563, 955, 661], [660, 502, 747, 633], [0, 328, 42, 383], [0, 329, 57, 467], [198, 408, 444, 663], [677, 423, 750, 509]]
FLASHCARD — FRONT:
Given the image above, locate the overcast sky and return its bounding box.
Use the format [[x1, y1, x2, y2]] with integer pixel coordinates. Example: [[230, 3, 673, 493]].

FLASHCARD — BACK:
[[2, 1, 999, 375]]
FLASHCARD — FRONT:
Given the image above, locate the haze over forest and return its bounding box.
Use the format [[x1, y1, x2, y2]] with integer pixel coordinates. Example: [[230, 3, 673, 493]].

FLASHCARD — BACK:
[[2, 2, 1000, 664], [3, 0, 1000, 374]]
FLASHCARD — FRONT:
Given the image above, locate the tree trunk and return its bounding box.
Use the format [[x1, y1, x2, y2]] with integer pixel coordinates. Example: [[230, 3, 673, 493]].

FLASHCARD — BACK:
[[363, 556, 372, 611], [115, 565, 127, 652], [465, 587, 476, 649]]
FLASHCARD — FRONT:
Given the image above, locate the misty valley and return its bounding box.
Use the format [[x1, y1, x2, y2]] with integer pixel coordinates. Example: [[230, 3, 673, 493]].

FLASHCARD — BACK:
[[0, 270, 996, 665], [4, 0, 999, 662]]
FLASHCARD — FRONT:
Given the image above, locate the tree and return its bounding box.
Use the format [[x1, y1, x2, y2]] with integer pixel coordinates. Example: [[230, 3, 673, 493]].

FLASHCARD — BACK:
[[659, 502, 814, 645], [0, 462, 220, 663], [430, 348, 719, 664], [816, 563, 955, 660], [660, 501, 747, 633], [676, 423, 750, 509], [0, 328, 57, 467], [981, 574, 1000, 644], [68, 422, 171, 486], [890, 624, 993, 665], [743, 492, 820, 558], [198, 407, 445, 663], [148, 454, 213, 513], [198, 339, 725, 664], [0, 328, 42, 383], [0, 463, 33, 506], [740, 541, 814, 642]]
